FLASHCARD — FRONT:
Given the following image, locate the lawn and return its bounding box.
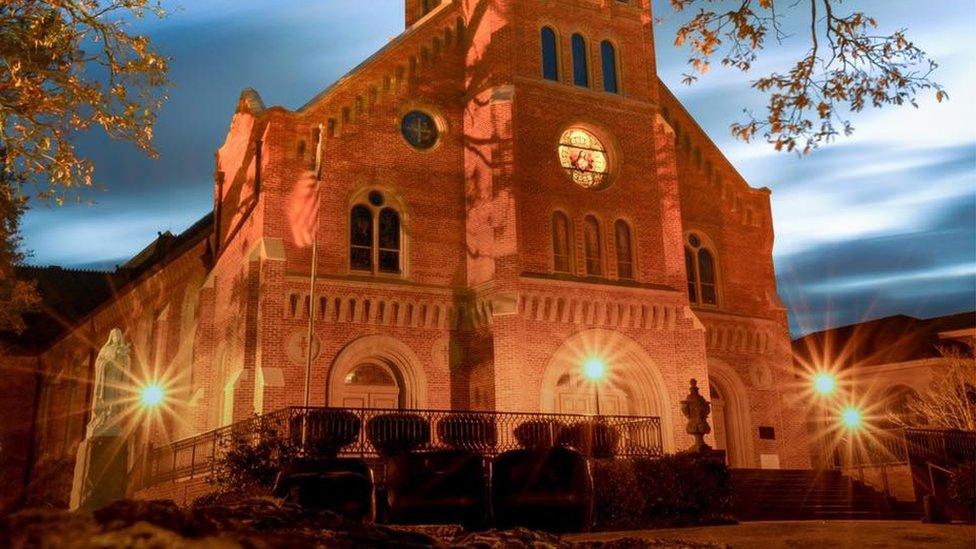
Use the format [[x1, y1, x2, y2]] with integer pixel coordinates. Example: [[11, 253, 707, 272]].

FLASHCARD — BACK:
[[570, 521, 975, 548]]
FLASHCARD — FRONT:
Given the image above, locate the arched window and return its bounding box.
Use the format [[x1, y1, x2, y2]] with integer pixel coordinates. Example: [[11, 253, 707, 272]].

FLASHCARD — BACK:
[[350, 205, 373, 271], [378, 208, 401, 273], [583, 215, 603, 276], [350, 191, 403, 275], [685, 233, 718, 306], [571, 34, 589, 87], [541, 27, 559, 82], [601, 40, 619, 93], [552, 211, 573, 273], [614, 220, 633, 280]]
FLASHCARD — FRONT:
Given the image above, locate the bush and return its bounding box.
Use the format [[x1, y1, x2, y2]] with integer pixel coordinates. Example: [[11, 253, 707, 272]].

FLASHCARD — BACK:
[[366, 413, 431, 456], [209, 415, 297, 493], [289, 409, 361, 458], [948, 461, 975, 517], [592, 452, 734, 531], [558, 421, 620, 458], [436, 414, 497, 452], [513, 419, 564, 449]]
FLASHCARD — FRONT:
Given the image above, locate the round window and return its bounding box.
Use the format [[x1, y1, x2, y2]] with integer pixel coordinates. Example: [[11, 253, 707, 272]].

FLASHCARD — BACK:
[[558, 128, 611, 189], [401, 110, 440, 150]]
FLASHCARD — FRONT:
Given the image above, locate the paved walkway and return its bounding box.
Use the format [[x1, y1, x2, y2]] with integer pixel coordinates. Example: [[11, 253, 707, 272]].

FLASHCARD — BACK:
[[569, 521, 975, 548]]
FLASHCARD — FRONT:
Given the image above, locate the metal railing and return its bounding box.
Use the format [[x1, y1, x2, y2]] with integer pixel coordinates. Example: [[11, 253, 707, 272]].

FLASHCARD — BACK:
[[849, 427, 976, 467], [138, 407, 663, 489]]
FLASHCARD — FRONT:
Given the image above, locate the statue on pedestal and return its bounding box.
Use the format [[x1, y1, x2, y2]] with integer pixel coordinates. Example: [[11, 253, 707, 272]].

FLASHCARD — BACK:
[[681, 378, 712, 453], [71, 329, 132, 510], [89, 328, 132, 437]]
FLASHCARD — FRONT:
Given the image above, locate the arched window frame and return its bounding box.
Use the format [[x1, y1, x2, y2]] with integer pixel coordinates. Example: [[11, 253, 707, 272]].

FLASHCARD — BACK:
[[684, 231, 721, 307], [571, 33, 590, 88], [600, 39, 620, 94], [540, 26, 560, 82], [551, 209, 574, 274], [582, 214, 605, 277], [613, 218, 635, 280], [348, 188, 410, 278]]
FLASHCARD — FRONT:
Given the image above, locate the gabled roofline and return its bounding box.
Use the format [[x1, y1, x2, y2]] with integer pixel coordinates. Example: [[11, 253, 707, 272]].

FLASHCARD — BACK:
[[297, 0, 455, 113]]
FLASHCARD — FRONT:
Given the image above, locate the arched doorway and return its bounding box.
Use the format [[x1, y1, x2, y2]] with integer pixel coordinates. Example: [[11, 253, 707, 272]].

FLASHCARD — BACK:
[[540, 329, 674, 451], [337, 361, 402, 409], [328, 335, 428, 409], [708, 360, 755, 468], [554, 371, 631, 415], [709, 382, 733, 462]]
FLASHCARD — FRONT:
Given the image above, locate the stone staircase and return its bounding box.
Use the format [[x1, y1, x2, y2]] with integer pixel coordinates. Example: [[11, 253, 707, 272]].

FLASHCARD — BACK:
[[731, 469, 920, 521]]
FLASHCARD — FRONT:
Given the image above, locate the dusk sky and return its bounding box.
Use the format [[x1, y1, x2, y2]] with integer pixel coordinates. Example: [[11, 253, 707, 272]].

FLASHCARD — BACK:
[[19, 1, 975, 336]]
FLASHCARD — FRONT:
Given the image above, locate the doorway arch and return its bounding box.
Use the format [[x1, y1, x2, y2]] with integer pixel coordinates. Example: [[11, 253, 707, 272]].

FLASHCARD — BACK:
[[708, 359, 755, 468], [540, 328, 675, 451], [327, 335, 428, 409]]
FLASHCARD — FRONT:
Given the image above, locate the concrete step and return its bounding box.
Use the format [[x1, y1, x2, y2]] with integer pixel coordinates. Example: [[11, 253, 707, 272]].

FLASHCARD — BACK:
[[731, 468, 919, 522]]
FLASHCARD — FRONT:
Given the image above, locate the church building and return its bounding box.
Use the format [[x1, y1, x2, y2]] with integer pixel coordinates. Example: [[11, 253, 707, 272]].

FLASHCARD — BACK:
[[0, 0, 811, 508]]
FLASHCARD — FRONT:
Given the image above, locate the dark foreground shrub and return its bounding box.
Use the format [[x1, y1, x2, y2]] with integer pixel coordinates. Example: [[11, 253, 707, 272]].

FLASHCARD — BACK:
[[437, 414, 498, 452], [289, 409, 361, 457], [210, 414, 297, 493], [948, 461, 975, 520], [558, 421, 620, 458], [366, 413, 431, 456], [592, 452, 734, 531], [513, 419, 564, 449]]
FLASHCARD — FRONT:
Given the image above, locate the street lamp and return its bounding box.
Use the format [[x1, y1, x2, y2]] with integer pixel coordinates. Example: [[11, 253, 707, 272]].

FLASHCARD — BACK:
[[811, 370, 837, 469], [840, 406, 863, 431], [140, 383, 166, 409], [583, 357, 607, 415], [812, 372, 836, 396]]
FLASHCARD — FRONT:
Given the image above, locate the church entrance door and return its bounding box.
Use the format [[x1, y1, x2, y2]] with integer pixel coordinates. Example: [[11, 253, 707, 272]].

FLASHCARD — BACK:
[[337, 362, 401, 409]]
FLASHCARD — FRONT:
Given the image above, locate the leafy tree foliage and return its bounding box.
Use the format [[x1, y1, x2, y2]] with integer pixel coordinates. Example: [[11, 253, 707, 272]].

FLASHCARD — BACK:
[[666, 0, 945, 153], [1, 0, 169, 202], [0, 1, 169, 333], [0, 158, 39, 335]]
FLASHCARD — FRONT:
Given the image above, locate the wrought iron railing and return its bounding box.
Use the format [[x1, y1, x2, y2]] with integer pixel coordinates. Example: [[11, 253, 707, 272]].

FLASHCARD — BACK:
[[138, 407, 663, 489]]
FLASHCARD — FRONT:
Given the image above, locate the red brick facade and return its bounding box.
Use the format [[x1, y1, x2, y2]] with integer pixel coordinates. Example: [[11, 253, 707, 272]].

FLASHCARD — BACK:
[[4, 0, 811, 507]]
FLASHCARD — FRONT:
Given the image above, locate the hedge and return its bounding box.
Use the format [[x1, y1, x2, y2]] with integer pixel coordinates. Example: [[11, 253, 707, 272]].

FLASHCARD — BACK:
[[591, 452, 734, 531]]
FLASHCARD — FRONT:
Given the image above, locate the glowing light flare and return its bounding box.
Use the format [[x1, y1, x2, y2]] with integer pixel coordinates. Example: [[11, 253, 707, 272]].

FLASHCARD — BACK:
[[812, 372, 836, 396], [140, 383, 166, 408], [583, 357, 607, 381], [840, 406, 864, 431]]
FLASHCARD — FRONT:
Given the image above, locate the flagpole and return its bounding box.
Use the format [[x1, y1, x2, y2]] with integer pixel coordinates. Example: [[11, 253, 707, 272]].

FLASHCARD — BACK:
[[301, 123, 324, 451]]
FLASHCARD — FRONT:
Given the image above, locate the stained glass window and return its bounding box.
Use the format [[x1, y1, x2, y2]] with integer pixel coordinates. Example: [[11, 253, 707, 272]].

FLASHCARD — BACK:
[[541, 27, 559, 81], [350, 205, 373, 271], [584, 216, 603, 277], [601, 41, 619, 93], [401, 110, 439, 150], [552, 211, 572, 273], [558, 128, 610, 189], [379, 208, 401, 274], [614, 220, 633, 279], [698, 248, 717, 305], [350, 198, 402, 275]]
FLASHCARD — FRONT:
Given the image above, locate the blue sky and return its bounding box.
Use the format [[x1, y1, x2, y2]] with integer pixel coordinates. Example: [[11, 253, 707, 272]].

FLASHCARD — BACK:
[[19, 1, 975, 336]]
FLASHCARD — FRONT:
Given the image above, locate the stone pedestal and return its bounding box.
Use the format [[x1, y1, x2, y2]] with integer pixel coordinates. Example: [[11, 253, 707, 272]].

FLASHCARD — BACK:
[[69, 435, 127, 511]]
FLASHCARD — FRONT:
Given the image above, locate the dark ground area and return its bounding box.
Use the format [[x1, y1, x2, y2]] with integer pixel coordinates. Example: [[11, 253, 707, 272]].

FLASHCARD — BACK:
[[0, 497, 722, 548]]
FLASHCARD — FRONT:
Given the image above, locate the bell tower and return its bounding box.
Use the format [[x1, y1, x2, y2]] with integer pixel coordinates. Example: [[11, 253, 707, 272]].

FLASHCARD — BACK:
[[405, 0, 443, 28]]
